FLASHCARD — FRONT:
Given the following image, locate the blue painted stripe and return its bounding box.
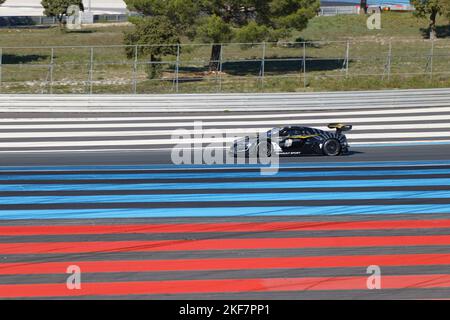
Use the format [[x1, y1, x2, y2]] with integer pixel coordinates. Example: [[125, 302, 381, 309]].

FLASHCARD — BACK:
[[1, 168, 450, 181], [1, 190, 450, 204], [0, 205, 449, 220], [1, 160, 450, 171], [0, 177, 448, 192]]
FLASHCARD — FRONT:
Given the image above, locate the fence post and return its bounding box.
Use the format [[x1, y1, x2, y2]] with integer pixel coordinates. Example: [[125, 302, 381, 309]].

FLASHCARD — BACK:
[[429, 40, 434, 80], [261, 42, 266, 91], [385, 40, 392, 81], [49, 47, 54, 94], [89, 47, 94, 94], [303, 42, 306, 89], [132, 45, 138, 94], [345, 40, 350, 79], [175, 43, 180, 93]]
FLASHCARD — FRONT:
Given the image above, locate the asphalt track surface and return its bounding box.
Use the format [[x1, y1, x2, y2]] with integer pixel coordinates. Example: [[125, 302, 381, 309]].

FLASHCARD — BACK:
[[1, 144, 450, 166], [0, 144, 450, 299]]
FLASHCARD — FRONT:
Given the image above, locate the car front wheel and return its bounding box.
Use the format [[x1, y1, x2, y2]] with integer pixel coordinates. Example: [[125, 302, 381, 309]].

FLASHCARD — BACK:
[[257, 142, 273, 158]]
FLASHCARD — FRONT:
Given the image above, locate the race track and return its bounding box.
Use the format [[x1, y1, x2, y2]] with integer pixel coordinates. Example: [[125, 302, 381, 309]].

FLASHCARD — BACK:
[[0, 90, 449, 299], [1, 156, 450, 299]]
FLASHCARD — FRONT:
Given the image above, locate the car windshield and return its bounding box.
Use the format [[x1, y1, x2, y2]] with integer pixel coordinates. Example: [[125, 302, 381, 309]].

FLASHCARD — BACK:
[[267, 128, 280, 136]]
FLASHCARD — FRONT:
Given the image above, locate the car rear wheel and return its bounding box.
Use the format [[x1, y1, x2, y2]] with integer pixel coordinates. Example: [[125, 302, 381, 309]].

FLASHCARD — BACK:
[[322, 139, 341, 156]]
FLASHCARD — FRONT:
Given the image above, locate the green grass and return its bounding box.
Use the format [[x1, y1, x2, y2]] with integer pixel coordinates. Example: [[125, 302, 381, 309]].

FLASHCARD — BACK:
[[0, 12, 449, 94], [296, 11, 449, 40]]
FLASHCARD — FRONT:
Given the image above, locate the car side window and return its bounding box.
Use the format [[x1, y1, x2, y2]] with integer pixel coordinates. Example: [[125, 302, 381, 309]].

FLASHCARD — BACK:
[[291, 129, 304, 136]]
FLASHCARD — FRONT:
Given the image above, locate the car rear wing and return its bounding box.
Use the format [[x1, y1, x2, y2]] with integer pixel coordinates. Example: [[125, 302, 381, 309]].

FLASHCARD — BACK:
[[328, 123, 352, 134]]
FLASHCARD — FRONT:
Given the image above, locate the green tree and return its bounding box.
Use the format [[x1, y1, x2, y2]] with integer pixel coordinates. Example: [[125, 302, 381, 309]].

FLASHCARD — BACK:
[[125, 0, 320, 71], [124, 16, 180, 79], [196, 15, 233, 70], [41, 0, 84, 28], [411, 0, 450, 39]]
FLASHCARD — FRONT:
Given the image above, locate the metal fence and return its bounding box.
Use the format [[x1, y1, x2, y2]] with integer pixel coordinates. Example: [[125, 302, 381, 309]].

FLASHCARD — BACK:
[[0, 39, 449, 94]]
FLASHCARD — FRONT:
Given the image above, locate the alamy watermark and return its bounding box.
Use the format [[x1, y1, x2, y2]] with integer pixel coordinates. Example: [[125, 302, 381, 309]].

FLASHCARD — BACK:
[[366, 265, 382, 289], [170, 121, 279, 175], [366, 8, 381, 30], [66, 5, 82, 30], [66, 265, 82, 290]]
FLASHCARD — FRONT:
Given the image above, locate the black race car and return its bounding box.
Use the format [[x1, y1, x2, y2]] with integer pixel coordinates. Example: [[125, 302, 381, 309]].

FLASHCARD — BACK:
[[230, 123, 352, 157]]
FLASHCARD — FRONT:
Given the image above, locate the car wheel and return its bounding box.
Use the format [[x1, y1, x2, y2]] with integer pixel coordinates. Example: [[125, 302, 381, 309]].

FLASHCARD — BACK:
[[322, 139, 341, 156], [257, 142, 273, 158]]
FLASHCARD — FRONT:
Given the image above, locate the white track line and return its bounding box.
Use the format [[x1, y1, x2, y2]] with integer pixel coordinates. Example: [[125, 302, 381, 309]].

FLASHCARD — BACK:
[[2, 106, 450, 122], [0, 132, 449, 147], [1, 140, 450, 153], [2, 115, 450, 129], [1, 125, 450, 139]]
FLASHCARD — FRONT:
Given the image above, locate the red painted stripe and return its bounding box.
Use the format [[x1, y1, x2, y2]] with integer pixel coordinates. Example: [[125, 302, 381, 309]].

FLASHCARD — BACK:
[[0, 219, 448, 236], [0, 253, 449, 275], [1, 234, 450, 254], [0, 274, 449, 298]]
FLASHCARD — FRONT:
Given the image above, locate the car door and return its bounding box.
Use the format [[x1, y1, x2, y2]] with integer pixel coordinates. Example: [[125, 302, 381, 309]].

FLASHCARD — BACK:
[[287, 128, 308, 151], [279, 128, 304, 152]]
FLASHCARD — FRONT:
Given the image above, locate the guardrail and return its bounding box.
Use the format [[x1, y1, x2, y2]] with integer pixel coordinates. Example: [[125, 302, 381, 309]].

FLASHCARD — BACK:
[[0, 88, 449, 112]]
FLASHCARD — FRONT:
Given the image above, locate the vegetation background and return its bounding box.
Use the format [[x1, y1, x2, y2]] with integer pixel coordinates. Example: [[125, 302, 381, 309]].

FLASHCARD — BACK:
[[0, 8, 448, 93]]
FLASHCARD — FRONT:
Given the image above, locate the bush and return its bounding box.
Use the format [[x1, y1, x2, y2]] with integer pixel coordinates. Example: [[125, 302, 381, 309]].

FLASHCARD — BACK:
[[124, 16, 179, 79]]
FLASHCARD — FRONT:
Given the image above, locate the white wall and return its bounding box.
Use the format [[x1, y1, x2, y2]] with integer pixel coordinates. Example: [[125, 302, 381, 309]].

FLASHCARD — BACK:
[[0, 0, 128, 16]]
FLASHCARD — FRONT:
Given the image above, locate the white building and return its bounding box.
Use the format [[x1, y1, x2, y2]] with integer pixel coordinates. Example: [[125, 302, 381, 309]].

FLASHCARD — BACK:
[[0, 0, 128, 16]]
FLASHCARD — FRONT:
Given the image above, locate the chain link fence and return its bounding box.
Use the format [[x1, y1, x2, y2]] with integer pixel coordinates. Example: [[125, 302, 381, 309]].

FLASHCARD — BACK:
[[0, 39, 449, 94]]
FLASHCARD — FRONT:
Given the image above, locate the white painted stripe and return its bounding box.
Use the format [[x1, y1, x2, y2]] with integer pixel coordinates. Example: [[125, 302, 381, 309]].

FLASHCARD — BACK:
[[2, 115, 450, 129], [347, 132, 450, 139], [0, 147, 230, 153], [0, 131, 449, 148], [350, 139, 450, 145], [1, 125, 450, 139], [0, 138, 236, 148], [2, 106, 450, 122], [0, 129, 269, 138]]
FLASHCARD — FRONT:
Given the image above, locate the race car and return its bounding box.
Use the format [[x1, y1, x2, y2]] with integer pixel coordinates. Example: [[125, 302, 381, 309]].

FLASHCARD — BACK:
[[230, 123, 352, 157]]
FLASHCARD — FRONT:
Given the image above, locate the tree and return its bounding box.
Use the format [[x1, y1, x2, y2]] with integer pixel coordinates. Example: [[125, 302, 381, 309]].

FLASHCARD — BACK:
[[0, 1, 5, 5], [411, 0, 450, 39], [41, 0, 84, 28], [196, 15, 233, 71], [125, 0, 320, 71], [124, 16, 180, 79]]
